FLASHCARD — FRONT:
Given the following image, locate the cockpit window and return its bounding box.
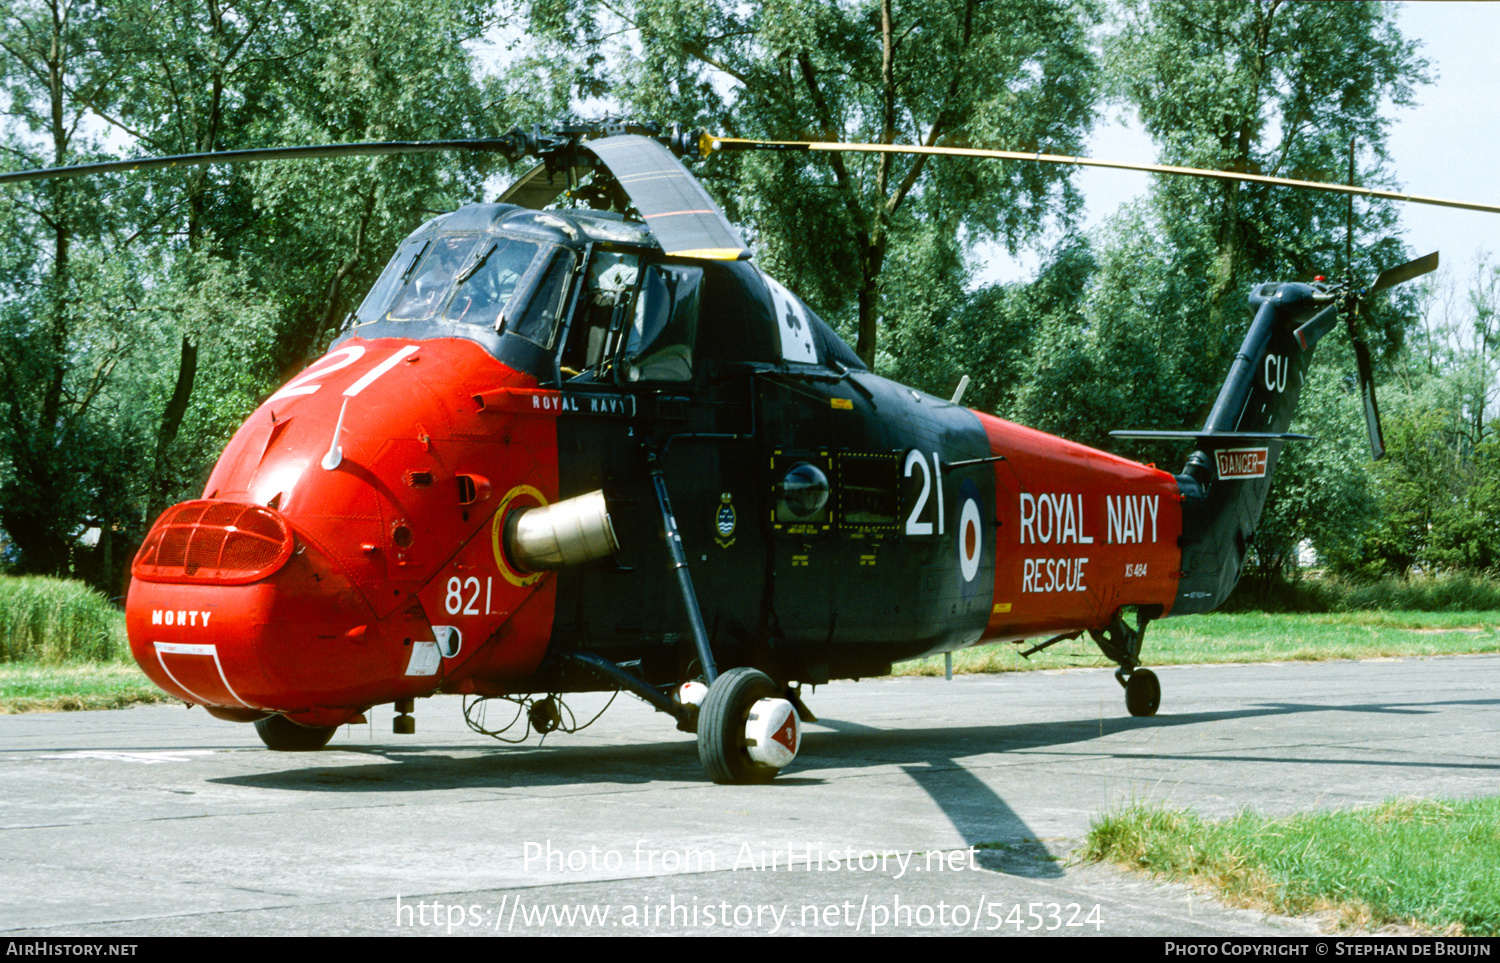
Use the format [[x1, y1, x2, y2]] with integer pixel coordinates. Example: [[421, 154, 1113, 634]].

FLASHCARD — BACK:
[[354, 237, 428, 323], [387, 235, 481, 321], [355, 232, 551, 331], [443, 237, 542, 328], [508, 248, 576, 348]]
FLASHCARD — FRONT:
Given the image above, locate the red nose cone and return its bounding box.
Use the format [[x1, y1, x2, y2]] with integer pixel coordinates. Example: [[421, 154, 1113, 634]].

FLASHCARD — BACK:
[[127, 336, 564, 717], [126, 501, 432, 714]]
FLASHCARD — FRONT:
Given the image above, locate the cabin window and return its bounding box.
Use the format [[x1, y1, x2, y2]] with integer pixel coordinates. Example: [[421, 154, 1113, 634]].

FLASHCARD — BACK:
[[625, 264, 702, 382], [836, 452, 900, 532], [770, 451, 833, 535]]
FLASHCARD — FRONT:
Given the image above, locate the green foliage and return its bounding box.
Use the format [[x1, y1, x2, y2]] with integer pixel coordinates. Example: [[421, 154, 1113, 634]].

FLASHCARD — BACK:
[[1108, 0, 1426, 328], [1082, 798, 1500, 935], [884, 237, 1099, 414], [0, 576, 127, 664], [1226, 573, 1500, 614], [1093, 0, 1425, 417], [0, 0, 514, 593], [522, 0, 1101, 365], [1335, 262, 1500, 578]]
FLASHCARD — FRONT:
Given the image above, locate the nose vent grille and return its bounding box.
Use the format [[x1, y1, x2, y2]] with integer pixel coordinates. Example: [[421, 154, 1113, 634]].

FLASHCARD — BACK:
[[133, 500, 295, 585]]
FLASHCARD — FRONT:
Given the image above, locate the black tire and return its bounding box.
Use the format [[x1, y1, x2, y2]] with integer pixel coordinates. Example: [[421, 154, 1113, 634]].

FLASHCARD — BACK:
[[697, 667, 782, 784], [1125, 668, 1160, 718], [254, 714, 337, 751]]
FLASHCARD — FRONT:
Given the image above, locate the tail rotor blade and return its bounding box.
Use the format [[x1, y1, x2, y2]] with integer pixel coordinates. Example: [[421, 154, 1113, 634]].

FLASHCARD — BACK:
[[1371, 251, 1439, 293], [1349, 335, 1387, 460]]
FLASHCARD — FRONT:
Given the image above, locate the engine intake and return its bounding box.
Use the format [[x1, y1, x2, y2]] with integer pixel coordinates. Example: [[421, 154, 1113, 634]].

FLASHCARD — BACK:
[[133, 500, 295, 585]]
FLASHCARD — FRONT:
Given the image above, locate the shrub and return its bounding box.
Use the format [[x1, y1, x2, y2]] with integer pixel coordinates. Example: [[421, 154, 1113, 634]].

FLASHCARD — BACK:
[[0, 577, 128, 664]]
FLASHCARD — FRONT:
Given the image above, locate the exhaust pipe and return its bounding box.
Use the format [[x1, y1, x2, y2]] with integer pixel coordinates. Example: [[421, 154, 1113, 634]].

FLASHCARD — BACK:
[[504, 489, 619, 572]]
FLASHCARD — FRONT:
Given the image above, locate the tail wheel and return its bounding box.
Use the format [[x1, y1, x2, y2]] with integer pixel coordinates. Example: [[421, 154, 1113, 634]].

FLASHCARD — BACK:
[[254, 714, 337, 751], [697, 668, 791, 784], [1125, 668, 1161, 718]]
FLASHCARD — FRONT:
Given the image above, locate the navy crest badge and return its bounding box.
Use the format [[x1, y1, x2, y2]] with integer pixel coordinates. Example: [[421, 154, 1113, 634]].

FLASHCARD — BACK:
[[714, 492, 736, 547]]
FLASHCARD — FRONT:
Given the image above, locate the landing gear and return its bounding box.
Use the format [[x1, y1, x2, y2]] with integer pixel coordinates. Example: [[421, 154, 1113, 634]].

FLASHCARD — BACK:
[[697, 667, 798, 785], [254, 714, 337, 751], [1091, 607, 1163, 718], [1123, 668, 1160, 717]]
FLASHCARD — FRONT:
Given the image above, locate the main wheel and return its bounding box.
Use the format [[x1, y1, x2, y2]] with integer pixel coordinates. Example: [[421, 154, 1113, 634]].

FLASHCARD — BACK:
[[1125, 668, 1160, 717], [254, 714, 337, 751], [697, 667, 784, 784]]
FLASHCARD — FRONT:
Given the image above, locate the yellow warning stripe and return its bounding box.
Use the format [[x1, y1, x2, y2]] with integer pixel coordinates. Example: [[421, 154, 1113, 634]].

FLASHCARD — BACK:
[[642, 209, 716, 218], [663, 247, 745, 260]]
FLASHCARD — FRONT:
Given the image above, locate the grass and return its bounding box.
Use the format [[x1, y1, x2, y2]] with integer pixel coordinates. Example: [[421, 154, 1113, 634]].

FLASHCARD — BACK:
[[0, 575, 129, 663], [898, 610, 1500, 676], [1078, 798, 1500, 935], [0, 662, 173, 712], [0, 575, 171, 712], [1227, 573, 1500, 614]]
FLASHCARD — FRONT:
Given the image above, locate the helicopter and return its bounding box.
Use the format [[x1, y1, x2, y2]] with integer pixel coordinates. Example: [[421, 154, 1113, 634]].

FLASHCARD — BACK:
[[15, 120, 1479, 784]]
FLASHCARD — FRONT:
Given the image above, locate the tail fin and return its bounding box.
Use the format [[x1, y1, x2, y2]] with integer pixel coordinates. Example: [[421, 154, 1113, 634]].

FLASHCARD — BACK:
[[1114, 282, 1334, 614]]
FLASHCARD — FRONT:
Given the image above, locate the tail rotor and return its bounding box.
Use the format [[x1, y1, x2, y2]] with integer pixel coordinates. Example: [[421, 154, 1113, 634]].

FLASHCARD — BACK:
[[1329, 249, 1439, 461]]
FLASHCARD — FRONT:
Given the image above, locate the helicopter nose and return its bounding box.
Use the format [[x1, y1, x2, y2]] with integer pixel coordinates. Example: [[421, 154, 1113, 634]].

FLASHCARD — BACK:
[[126, 499, 433, 717], [132, 500, 295, 586]]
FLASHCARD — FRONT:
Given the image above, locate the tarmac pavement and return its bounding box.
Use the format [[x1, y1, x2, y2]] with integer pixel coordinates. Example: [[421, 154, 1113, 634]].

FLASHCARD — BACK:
[[2, 654, 1497, 936]]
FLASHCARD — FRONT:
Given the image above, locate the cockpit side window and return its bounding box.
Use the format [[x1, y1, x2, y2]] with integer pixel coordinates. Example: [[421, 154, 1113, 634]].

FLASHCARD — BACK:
[[624, 263, 703, 382], [507, 247, 576, 348], [560, 251, 640, 376]]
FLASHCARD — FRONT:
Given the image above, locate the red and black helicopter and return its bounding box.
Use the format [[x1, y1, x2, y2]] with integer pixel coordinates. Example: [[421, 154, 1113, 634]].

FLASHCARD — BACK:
[[9, 121, 1482, 783]]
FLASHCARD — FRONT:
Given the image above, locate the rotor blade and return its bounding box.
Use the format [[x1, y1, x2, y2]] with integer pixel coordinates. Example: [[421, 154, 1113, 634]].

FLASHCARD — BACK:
[[1349, 335, 1387, 460], [0, 138, 525, 186], [1371, 251, 1440, 293], [585, 135, 749, 260], [703, 136, 1500, 216]]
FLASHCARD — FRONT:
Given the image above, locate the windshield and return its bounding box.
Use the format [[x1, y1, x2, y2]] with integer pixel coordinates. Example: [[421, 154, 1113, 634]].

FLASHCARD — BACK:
[[353, 237, 428, 323], [388, 235, 480, 321], [356, 232, 547, 328], [444, 237, 542, 327]]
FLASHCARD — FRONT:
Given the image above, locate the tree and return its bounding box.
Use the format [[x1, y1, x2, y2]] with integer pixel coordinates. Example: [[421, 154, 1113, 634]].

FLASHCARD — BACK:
[[0, 0, 528, 593], [975, 1, 1430, 586], [1338, 262, 1500, 577], [525, 0, 1100, 367], [1108, 0, 1426, 336], [0, 0, 124, 578]]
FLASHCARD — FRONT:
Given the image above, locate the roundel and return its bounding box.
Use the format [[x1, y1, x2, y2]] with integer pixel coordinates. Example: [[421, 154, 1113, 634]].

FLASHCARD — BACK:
[[959, 497, 982, 582]]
